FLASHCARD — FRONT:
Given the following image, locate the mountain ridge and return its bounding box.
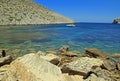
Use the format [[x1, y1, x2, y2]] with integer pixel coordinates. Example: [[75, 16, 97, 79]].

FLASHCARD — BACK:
[[0, 0, 74, 25]]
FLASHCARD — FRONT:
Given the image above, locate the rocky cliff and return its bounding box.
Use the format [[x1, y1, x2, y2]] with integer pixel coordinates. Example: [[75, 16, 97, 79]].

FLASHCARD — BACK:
[[0, 0, 74, 25], [113, 18, 120, 24]]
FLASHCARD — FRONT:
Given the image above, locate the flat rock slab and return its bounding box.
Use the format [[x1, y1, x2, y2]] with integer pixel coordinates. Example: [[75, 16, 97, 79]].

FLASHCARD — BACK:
[[62, 57, 103, 78], [2, 53, 64, 81], [85, 48, 110, 59]]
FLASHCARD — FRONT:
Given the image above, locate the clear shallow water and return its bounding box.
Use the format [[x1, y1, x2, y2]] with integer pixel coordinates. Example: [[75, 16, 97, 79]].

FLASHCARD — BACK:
[[0, 23, 120, 56]]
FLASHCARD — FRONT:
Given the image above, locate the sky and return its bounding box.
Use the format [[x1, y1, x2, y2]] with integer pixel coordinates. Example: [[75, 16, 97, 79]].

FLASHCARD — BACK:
[[34, 0, 120, 23]]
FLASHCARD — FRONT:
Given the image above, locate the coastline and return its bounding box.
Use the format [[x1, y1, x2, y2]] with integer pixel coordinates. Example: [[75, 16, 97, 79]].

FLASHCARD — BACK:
[[0, 46, 120, 81]]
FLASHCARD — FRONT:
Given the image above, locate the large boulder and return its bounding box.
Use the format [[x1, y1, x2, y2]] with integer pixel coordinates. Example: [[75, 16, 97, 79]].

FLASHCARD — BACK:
[[61, 57, 103, 78], [2, 53, 64, 81], [85, 48, 110, 59], [0, 55, 13, 66]]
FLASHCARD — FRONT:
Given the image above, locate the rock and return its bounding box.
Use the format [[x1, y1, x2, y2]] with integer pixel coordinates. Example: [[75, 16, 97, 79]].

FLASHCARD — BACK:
[[85, 48, 110, 59], [0, 65, 10, 80], [40, 54, 60, 65], [62, 51, 78, 57], [58, 55, 78, 67], [0, 55, 13, 66], [59, 46, 69, 54], [61, 57, 103, 78], [36, 51, 46, 56], [113, 18, 120, 24], [92, 67, 120, 81], [2, 53, 64, 81], [101, 59, 116, 70], [63, 73, 84, 81], [117, 60, 120, 70], [40, 54, 59, 61], [50, 58, 60, 65], [111, 53, 120, 58], [84, 73, 106, 81]]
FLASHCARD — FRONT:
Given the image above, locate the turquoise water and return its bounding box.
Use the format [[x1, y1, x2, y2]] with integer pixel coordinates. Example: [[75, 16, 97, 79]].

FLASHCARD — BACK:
[[0, 23, 120, 56]]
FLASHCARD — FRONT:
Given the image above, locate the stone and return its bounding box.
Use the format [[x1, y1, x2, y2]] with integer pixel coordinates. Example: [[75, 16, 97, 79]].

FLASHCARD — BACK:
[[101, 59, 116, 70], [59, 46, 69, 54], [111, 53, 120, 58], [92, 67, 120, 81], [63, 73, 84, 81], [40, 54, 60, 62], [36, 51, 46, 56], [40, 54, 60, 65], [61, 57, 103, 78], [62, 51, 78, 57], [0, 55, 13, 66], [117, 60, 120, 70], [2, 53, 64, 81], [84, 73, 106, 81], [85, 48, 110, 59], [50, 58, 60, 65]]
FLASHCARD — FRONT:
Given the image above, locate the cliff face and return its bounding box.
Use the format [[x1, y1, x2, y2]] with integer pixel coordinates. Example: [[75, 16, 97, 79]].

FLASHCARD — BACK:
[[0, 0, 74, 25], [113, 18, 120, 24]]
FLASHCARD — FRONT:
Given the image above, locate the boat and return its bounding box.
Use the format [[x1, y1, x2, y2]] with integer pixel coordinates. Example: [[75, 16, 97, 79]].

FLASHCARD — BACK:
[[66, 24, 76, 27]]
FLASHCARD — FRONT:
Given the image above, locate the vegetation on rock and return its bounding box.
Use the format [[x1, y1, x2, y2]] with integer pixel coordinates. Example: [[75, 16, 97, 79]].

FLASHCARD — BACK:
[[0, 0, 74, 25]]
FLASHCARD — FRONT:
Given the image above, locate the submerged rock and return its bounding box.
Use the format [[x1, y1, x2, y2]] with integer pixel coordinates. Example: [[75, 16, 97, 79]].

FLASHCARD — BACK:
[[85, 48, 110, 59], [61, 57, 103, 78], [2, 53, 64, 81]]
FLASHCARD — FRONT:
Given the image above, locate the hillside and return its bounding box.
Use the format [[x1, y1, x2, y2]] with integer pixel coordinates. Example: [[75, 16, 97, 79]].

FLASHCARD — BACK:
[[0, 0, 74, 25], [113, 18, 120, 24]]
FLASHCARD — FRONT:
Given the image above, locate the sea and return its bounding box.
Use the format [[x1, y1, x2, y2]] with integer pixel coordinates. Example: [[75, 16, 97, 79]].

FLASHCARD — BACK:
[[0, 23, 120, 56]]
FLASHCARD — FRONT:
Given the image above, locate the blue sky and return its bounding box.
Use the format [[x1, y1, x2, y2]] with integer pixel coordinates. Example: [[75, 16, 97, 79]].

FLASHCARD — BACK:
[[34, 0, 120, 23]]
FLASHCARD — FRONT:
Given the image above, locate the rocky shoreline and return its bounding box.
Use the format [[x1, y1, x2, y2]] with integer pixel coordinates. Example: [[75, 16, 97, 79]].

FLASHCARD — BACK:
[[0, 46, 120, 81], [113, 18, 120, 24]]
